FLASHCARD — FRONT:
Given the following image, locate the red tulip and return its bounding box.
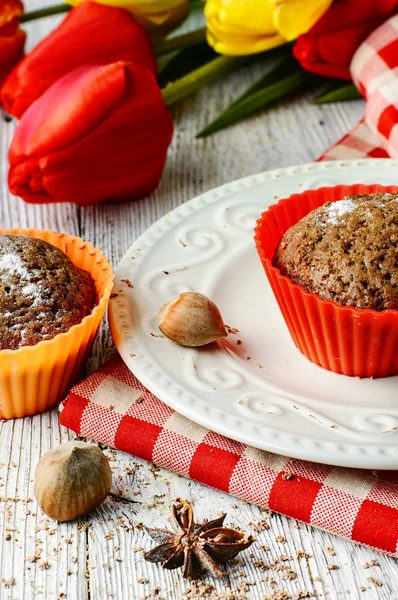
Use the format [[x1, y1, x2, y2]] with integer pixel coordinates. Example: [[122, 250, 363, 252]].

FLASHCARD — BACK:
[[2, 1, 157, 118], [0, 0, 26, 88], [294, 0, 398, 80], [8, 62, 173, 206]]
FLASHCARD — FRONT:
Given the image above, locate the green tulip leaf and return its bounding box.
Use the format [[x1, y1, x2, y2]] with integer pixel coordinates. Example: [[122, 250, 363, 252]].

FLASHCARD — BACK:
[[197, 59, 316, 137], [162, 43, 294, 108], [159, 43, 218, 87], [155, 28, 207, 57], [313, 82, 361, 104]]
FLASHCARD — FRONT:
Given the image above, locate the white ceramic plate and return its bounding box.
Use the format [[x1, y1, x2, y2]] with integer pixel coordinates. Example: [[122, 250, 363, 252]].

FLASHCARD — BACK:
[[109, 160, 398, 469]]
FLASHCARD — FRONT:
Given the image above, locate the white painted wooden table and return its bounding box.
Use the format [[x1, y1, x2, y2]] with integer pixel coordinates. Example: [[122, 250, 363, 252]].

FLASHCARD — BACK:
[[0, 3, 397, 598]]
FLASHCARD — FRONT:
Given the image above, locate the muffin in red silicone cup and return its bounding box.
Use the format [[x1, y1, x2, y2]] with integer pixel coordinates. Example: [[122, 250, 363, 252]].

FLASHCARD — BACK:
[[254, 184, 398, 378]]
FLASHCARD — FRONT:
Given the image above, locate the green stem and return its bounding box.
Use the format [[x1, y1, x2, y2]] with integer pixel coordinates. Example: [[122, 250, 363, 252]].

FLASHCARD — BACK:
[[155, 28, 207, 57], [20, 3, 71, 23], [162, 55, 250, 106]]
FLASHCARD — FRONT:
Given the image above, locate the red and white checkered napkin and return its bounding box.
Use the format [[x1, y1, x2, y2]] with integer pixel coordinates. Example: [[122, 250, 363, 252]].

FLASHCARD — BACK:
[[320, 14, 398, 160], [60, 353, 398, 557]]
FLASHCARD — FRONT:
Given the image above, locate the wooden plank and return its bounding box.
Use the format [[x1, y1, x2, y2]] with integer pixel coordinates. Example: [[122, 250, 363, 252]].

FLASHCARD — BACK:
[[0, 5, 83, 594], [0, 0, 397, 598]]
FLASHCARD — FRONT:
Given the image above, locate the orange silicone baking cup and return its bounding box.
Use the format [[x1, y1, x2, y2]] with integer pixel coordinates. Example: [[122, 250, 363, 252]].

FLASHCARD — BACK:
[[254, 184, 398, 378], [0, 228, 114, 419]]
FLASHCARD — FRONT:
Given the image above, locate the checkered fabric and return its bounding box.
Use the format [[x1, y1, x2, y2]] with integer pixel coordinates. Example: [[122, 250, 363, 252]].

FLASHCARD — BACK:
[[60, 354, 398, 556], [320, 14, 398, 160]]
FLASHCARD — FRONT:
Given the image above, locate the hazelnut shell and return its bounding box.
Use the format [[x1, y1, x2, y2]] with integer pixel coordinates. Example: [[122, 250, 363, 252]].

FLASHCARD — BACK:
[[34, 441, 112, 522], [158, 292, 228, 347]]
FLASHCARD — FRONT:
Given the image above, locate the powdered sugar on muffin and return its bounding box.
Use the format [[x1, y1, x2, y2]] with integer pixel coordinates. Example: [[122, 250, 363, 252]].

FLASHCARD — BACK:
[[273, 192, 398, 311]]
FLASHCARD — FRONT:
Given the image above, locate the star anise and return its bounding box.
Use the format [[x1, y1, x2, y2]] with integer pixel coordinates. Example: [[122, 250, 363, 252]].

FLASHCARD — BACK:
[[144, 498, 255, 579]]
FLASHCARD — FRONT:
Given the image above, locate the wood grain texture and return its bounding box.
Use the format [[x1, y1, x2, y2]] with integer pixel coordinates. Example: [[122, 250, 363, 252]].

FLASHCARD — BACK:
[[0, 1, 397, 598]]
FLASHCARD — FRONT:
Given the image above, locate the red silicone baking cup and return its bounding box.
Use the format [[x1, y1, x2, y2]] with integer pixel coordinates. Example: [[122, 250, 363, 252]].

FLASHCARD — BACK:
[[254, 184, 398, 378]]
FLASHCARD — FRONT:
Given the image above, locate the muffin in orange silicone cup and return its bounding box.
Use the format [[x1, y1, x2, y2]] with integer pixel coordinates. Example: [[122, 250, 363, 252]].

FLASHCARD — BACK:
[[254, 184, 398, 379], [0, 228, 114, 419]]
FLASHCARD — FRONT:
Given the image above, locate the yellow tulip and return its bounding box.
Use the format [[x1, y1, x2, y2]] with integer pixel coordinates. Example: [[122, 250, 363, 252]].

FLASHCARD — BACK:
[[66, 0, 189, 38], [205, 0, 333, 55]]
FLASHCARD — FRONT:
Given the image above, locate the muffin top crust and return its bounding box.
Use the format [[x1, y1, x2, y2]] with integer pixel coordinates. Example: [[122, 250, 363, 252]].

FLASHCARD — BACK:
[[273, 192, 398, 311], [0, 234, 97, 350]]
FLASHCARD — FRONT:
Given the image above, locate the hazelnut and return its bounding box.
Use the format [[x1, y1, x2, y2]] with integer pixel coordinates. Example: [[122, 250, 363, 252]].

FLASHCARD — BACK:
[[158, 292, 227, 347], [34, 441, 112, 522]]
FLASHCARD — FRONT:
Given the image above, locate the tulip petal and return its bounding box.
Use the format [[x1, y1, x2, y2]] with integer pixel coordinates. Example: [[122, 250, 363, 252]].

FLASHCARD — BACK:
[[0, 27, 25, 88], [67, 0, 189, 37], [307, 0, 398, 35], [205, 0, 286, 55], [0, 0, 25, 87], [317, 23, 378, 64], [206, 28, 284, 55], [10, 63, 126, 159], [0, 0, 24, 27], [297, 60, 351, 80], [206, 0, 276, 35], [293, 0, 398, 80], [271, 0, 333, 41], [1, 1, 157, 118], [9, 63, 173, 206]]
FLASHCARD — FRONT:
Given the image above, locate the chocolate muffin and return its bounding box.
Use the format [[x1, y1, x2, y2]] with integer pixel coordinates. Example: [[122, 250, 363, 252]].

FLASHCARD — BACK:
[[0, 234, 97, 350], [273, 192, 398, 311]]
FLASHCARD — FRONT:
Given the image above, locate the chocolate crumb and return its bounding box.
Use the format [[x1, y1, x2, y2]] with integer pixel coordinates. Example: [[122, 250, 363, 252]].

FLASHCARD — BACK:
[[367, 577, 382, 587], [282, 473, 294, 481], [264, 590, 291, 600], [326, 564, 339, 570], [254, 560, 270, 572], [326, 546, 335, 556], [282, 567, 296, 581], [226, 325, 239, 335], [249, 519, 269, 532], [121, 279, 133, 288], [296, 550, 311, 560], [363, 559, 379, 569], [275, 535, 286, 543], [2, 577, 15, 587]]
